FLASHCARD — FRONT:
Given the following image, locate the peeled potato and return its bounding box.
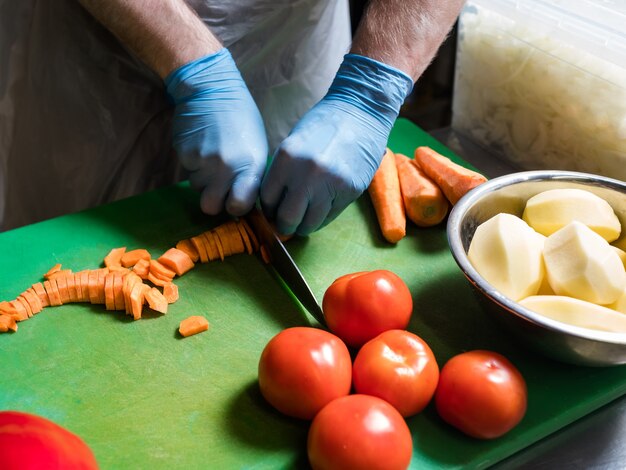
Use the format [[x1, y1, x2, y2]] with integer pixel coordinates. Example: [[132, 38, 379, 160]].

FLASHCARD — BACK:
[[523, 188, 621, 242], [520, 295, 626, 333], [609, 289, 626, 314], [543, 221, 626, 305], [468, 213, 545, 301]]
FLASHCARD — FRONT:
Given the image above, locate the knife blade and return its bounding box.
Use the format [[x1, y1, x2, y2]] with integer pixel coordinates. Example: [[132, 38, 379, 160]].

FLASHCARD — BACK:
[[244, 207, 326, 326]]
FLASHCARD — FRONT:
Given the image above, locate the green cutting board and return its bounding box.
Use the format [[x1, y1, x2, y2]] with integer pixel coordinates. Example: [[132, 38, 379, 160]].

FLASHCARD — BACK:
[[2, 119, 626, 469]]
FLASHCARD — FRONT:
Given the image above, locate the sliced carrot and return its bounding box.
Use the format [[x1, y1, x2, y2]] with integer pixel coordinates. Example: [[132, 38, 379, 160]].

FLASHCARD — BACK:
[[104, 272, 116, 310], [144, 287, 168, 314], [237, 220, 254, 255], [368, 147, 406, 243], [0, 301, 15, 316], [213, 231, 225, 261], [123, 273, 141, 315], [129, 282, 148, 320], [73, 273, 83, 303], [48, 269, 73, 280], [179, 315, 209, 337], [43, 279, 63, 307], [22, 289, 42, 314], [413, 146, 487, 205], [176, 238, 200, 263], [259, 245, 271, 264], [394, 152, 449, 227], [80, 271, 90, 302], [0, 314, 17, 332], [227, 221, 245, 255], [31, 283, 50, 308], [202, 230, 220, 261], [14, 298, 31, 320], [158, 248, 195, 277], [96, 268, 108, 305], [133, 258, 150, 279], [120, 248, 151, 268], [113, 272, 126, 311], [104, 247, 126, 268], [162, 282, 179, 304], [149, 260, 176, 280], [43, 263, 62, 280], [216, 225, 233, 258], [240, 219, 259, 252], [65, 274, 78, 303], [190, 235, 209, 263], [50, 275, 70, 304], [88, 270, 100, 304]]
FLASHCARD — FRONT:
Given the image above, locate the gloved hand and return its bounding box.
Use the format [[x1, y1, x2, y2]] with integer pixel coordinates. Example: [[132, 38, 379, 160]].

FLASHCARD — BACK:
[[260, 54, 413, 236], [165, 48, 268, 216]]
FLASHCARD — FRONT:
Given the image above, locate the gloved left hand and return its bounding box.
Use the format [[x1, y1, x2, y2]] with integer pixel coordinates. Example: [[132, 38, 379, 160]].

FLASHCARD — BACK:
[[260, 54, 413, 236], [165, 48, 268, 216]]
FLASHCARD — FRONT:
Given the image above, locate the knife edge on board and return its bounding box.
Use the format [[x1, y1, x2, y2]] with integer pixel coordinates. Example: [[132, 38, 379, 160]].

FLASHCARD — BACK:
[[244, 207, 326, 326]]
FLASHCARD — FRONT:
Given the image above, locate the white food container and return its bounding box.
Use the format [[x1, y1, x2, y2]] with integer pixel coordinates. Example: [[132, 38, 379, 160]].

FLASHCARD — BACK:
[[451, 0, 626, 180]]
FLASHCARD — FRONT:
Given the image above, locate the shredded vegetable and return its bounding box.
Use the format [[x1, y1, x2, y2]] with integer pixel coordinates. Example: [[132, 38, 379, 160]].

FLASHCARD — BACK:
[[452, 2, 626, 179]]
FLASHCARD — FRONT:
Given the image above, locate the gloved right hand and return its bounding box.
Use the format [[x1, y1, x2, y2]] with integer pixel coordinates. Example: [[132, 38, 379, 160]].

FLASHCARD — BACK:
[[164, 48, 268, 216]]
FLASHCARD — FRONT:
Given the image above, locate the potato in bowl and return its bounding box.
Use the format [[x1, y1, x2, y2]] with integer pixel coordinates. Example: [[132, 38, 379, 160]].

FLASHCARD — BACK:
[[447, 170, 626, 366]]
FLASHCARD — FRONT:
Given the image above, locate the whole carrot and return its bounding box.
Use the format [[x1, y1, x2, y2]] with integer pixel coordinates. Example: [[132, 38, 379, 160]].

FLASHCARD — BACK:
[[368, 148, 406, 243], [395, 153, 449, 227], [414, 146, 487, 205]]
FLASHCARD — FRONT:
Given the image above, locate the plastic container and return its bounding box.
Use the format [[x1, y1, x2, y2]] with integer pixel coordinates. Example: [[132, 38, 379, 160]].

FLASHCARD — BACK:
[[451, 0, 626, 180]]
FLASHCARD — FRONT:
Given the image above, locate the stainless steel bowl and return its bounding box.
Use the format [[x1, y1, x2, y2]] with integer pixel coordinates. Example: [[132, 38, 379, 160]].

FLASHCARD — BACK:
[[447, 170, 626, 366]]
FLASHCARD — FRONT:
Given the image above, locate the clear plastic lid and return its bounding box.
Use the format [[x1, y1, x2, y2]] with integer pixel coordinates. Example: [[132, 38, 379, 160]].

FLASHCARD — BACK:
[[468, 0, 626, 66]]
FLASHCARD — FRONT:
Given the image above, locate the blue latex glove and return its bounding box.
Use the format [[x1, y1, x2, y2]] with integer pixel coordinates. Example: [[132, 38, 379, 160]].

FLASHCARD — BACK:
[[260, 54, 413, 236], [165, 48, 268, 216]]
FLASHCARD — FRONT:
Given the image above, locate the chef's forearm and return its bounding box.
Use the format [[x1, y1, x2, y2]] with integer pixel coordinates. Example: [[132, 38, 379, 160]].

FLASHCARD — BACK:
[[78, 0, 222, 78], [350, 0, 465, 81]]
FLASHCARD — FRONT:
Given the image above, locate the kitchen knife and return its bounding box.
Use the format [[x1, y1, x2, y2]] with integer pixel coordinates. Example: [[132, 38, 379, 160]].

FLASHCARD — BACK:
[[245, 207, 326, 326]]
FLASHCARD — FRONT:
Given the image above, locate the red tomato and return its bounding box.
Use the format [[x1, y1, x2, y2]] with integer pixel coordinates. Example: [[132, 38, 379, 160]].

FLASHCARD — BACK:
[[435, 350, 527, 439], [0, 410, 98, 469], [322, 270, 413, 348], [258, 327, 352, 419], [308, 394, 413, 470], [352, 329, 439, 417]]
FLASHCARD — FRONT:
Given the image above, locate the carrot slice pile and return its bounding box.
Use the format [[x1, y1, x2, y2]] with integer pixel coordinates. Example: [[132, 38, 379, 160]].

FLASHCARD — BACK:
[[179, 315, 209, 337], [0, 215, 274, 334]]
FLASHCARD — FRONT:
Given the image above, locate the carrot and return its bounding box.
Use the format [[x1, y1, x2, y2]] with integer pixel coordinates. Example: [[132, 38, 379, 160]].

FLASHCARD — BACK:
[[113, 272, 126, 311], [179, 315, 209, 337], [394, 153, 449, 227], [103, 247, 126, 268], [239, 219, 259, 252], [0, 314, 17, 332], [176, 239, 200, 263], [31, 283, 50, 308], [48, 269, 73, 280], [368, 148, 406, 243], [80, 271, 90, 302], [120, 249, 151, 268], [144, 287, 168, 314], [43, 263, 62, 280], [413, 146, 487, 205], [190, 235, 209, 263], [12, 298, 30, 320], [158, 248, 195, 277], [129, 282, 148, 320], [202, 231, 219, 262], [104, 273, 116, 310], [43, 279, 63, 307], [237, 220, 254, 255], [21, 289, 42, 314], [132, 258, 150, 279], [162, 283, 179, 304]]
